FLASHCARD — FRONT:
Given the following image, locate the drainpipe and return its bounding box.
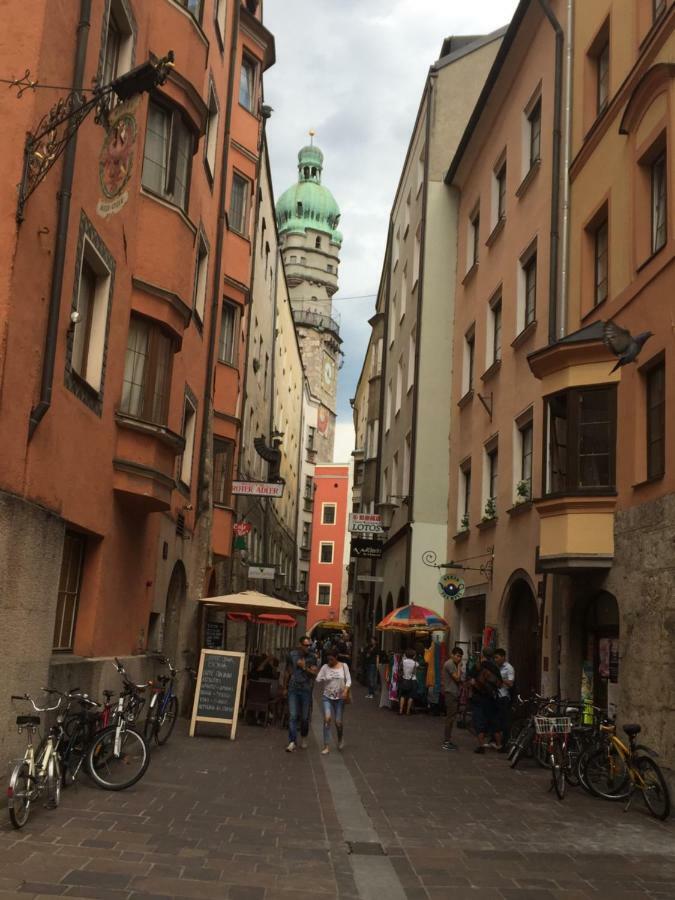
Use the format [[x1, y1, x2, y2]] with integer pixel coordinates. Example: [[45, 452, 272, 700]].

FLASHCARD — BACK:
[[558, 0, 574, 339], [537, 0, 564, 345], [197, 0, 241, 514], [28, 0, 92, 440]]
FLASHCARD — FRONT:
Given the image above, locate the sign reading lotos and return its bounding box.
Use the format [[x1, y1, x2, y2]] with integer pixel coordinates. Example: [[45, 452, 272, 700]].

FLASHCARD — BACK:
[[348, 513, 385, 534]]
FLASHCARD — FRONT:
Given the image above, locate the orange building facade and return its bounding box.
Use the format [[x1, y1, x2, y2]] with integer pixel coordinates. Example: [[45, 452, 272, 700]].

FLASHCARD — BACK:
[[306, 464, 350, 633], [0, 0, 274, 758]]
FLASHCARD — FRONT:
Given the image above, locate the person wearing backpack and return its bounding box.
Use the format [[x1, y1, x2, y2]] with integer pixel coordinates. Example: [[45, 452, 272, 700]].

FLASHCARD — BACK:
[[468, 647, 503, 754]]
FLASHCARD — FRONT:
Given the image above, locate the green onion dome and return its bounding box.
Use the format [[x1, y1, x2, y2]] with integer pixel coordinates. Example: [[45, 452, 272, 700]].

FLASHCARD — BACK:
[[276, 144, 342, 247]]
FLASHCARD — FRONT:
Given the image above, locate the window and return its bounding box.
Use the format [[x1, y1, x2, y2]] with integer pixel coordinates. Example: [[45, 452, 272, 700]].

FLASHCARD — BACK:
[[101, 0, 133, 87], [594, 218, 608, 305], [597, 40, 609, 115], [218, 301, 239, 365], [496, 162, 507, 221], [239, 55, 257, 112], [315, 236, 321, 249], [71, 250, 112, 392], [229, 172, 250, 235], [469, 209, 480, 268], [142, 102, 193, 212], [204, 84, 219, 179], [403, 190, 411, 236], [403, 432, 411, 494], [490, 297, 502, 365], [520, 422, 533, 492], [545, 387, 616, 494], [317, 584, 332, 606], [302, 521, 311, 548], [213, 438, 234, 505], [400, 266, 407, 320], [487, 447, 498, 506], [299, 569, 307, 593], [646, 362, 665, 479], [322, 503, 336, 525], [215, 0, 227, 41], [193, 233, 209, 322], [120, 316, 173, 425], [178, 393, 197, 485], [651, 152, 667, 253], [385, 380, 392, 431], [176, 0, 203, 20], [524, 254, 537, 326], [307, 425, 316, 451], [319, 543, 334, 564], [304, 475, 313, 500], [407, 327, 416, 391], [53, 531, 86, 651], [528, 99, 541, 167], [463, 329, 475, 395], [389, 294, 397, 346], [395, 357, 403, 413], [459, 461, 471, 527], [412, 225, 421, 286]]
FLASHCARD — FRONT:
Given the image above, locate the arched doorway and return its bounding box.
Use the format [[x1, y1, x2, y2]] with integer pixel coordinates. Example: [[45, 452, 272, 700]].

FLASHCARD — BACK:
[[164, 561, 187, 662], [385, 593, 393, 616], [504, 577, 539, 695], [396, 587, 407, 608]]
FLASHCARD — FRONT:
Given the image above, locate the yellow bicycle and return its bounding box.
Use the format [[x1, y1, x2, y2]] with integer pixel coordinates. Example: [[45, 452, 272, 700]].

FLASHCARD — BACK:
[[584, 721, 670, 820]]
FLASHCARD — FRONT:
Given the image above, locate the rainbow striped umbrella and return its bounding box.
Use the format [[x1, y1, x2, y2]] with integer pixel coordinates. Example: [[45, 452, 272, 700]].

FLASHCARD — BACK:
[[376, 604, 450, 632]]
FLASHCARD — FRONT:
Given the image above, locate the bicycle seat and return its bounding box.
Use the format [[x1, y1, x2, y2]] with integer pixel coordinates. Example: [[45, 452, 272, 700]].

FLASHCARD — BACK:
[[16, 715, 40, 727], [623, 723, 641, 737]]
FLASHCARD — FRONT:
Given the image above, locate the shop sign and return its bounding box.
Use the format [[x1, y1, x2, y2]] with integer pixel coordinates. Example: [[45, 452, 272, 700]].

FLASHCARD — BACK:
[[233, 521, 251, 550], [205, 620, 224, 649], [247, 565, 275, 580], [351, 538, 384, 559], [96, 99, 138, 218], [232, 481, 284, 498], [357, 575, 384, 583], [348, 513, 384, 534], [189, 650, 245, 740], [437, 573, 465, 601]]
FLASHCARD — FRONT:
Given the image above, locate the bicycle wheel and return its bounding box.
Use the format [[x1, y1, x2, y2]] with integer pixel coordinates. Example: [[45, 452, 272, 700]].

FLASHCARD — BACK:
[[46, 756, 61, 809], [87, 725, 149, 791], [551, 743, 566, 800], [143, 702, 158, 744], [565, 735, 582, 787], [155, 696, 178, 746], [636, 756, 671, 821], [8, 762, 31, 828], [510, 726, 532, 769], [585, 747, 630, 800]]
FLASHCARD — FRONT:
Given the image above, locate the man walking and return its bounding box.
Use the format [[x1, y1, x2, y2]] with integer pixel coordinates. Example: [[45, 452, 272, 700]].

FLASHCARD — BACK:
[[468, 648, 502, 754], [493, 648, 515, 751], [284, 635, 319, 752], [442, 647, 463, 750], [364, 637, 379, 699]]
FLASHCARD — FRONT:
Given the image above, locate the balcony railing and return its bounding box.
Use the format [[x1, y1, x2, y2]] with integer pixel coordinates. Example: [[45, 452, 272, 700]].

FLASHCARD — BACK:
[[292, 308, 340, 337]]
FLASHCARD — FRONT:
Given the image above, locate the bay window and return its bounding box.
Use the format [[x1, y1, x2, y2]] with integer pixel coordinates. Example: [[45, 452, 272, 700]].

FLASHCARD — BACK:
[[142, 101, 194, 212], [120, 316, 174, 425]]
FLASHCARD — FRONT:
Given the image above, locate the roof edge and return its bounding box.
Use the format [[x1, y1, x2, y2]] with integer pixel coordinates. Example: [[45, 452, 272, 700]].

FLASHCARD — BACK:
[[433, 26, 509, 72]]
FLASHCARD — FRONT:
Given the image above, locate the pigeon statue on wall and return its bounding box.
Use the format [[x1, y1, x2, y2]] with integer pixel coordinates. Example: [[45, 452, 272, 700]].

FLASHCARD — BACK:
[[253, 435, 284, 483], [602, 321, 653, 374]]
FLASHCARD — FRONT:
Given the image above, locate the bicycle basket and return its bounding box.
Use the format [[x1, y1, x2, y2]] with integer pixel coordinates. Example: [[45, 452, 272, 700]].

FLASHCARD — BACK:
[[534, 716, 572, 736]]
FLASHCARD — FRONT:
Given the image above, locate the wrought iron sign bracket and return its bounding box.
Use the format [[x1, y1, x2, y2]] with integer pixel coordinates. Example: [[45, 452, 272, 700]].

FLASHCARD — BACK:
[[422, 547, 494, 585], [15, 51, 174, 223]]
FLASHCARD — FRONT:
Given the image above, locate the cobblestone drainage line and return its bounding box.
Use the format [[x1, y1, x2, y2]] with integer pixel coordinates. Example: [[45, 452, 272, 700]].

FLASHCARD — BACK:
[[346, 842, 386, 856]]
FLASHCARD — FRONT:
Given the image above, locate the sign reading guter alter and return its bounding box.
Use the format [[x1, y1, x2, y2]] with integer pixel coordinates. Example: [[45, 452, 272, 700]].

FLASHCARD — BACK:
[[189, 650, 245, 740]]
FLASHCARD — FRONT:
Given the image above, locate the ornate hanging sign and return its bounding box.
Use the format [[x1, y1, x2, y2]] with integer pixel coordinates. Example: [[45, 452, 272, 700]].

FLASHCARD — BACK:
[[437, 573, 465, 601], [97, 99, 138, 218]]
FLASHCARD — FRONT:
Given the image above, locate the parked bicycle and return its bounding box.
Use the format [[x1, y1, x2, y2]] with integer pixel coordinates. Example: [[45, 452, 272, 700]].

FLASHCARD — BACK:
[[534, 714, 572, 800], [7, 690, 63, 828], [583, 721, 671, 820], [144, 654, 179, 746]]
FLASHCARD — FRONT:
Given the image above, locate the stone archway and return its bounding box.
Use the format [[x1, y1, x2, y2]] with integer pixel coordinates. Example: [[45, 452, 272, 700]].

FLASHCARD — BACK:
[[504, 575, 539, 695], [163, 561, 187, 663]]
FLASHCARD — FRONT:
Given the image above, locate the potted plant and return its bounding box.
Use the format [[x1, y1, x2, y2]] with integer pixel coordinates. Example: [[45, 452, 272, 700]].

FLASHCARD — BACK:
[[515, 479, 531, 503], [460, 513, 469, 532], [482, 496, 497, 522]]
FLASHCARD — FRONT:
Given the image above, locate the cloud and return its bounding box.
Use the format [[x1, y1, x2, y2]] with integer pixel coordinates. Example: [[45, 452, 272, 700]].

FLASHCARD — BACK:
[[264, 0, 519, 432]]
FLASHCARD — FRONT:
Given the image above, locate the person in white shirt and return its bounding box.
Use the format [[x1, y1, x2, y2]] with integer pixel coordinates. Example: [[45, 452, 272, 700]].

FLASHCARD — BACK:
[[398, 649, 418, 716], [493, 648, 515, 751], [316, 650, 351, 754]]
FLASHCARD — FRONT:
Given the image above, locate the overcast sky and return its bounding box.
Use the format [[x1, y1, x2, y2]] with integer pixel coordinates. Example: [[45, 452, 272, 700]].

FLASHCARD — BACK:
[[264, 0, 519, 461]]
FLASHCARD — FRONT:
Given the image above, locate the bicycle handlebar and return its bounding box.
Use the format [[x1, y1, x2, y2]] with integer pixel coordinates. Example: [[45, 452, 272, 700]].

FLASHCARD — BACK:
[[11, 693, 62, 713]]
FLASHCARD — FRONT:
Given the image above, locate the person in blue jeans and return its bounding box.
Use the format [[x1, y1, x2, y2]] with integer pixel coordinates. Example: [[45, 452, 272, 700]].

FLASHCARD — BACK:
[[284, 635, 319, 752], [316, 650, 351, 754]]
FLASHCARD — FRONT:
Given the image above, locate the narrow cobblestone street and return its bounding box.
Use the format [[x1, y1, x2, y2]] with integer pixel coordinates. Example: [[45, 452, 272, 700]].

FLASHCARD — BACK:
[[1, 694, 673, 900]]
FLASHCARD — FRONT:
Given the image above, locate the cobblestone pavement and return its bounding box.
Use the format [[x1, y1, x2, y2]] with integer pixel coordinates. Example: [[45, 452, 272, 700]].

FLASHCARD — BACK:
[[0, 692, 673, 899]]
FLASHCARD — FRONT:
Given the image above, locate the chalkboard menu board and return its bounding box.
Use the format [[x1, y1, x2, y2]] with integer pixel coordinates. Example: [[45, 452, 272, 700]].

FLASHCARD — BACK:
[[189, 650, 245, 739], [205, 620, 224, 649]]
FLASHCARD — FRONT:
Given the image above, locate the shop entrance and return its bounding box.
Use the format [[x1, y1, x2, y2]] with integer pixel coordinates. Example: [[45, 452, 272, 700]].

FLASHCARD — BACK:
[[580, 591, 620, 717], [163, 561, 187, 662], [505, 578, 540, 696], [454, 594, 485, 667]]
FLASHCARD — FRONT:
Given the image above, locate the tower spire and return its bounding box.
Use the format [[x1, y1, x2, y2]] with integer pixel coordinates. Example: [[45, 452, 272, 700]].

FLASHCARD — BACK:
[[309, 128, 315, 146]]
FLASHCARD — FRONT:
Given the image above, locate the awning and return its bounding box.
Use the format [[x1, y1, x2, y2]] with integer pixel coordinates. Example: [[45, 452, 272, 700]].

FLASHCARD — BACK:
[[225, 611, 297, 628], [198, 590, 305, 616]]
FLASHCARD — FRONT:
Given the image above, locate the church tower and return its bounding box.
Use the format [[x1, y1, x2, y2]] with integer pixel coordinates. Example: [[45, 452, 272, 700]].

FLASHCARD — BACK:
[[276, 137, 342, 463]]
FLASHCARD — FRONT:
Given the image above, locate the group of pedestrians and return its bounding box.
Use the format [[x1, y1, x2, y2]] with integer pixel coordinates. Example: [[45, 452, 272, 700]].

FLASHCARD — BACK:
[[281, 633, 516, 757], [282, 635, 351, 755], [443, 645, 515, 753]]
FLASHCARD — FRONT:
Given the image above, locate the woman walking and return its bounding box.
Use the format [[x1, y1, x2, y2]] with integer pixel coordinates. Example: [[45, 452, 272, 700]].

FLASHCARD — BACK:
[[398, 648, 418, 716], [316, 650, 351, 754]]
